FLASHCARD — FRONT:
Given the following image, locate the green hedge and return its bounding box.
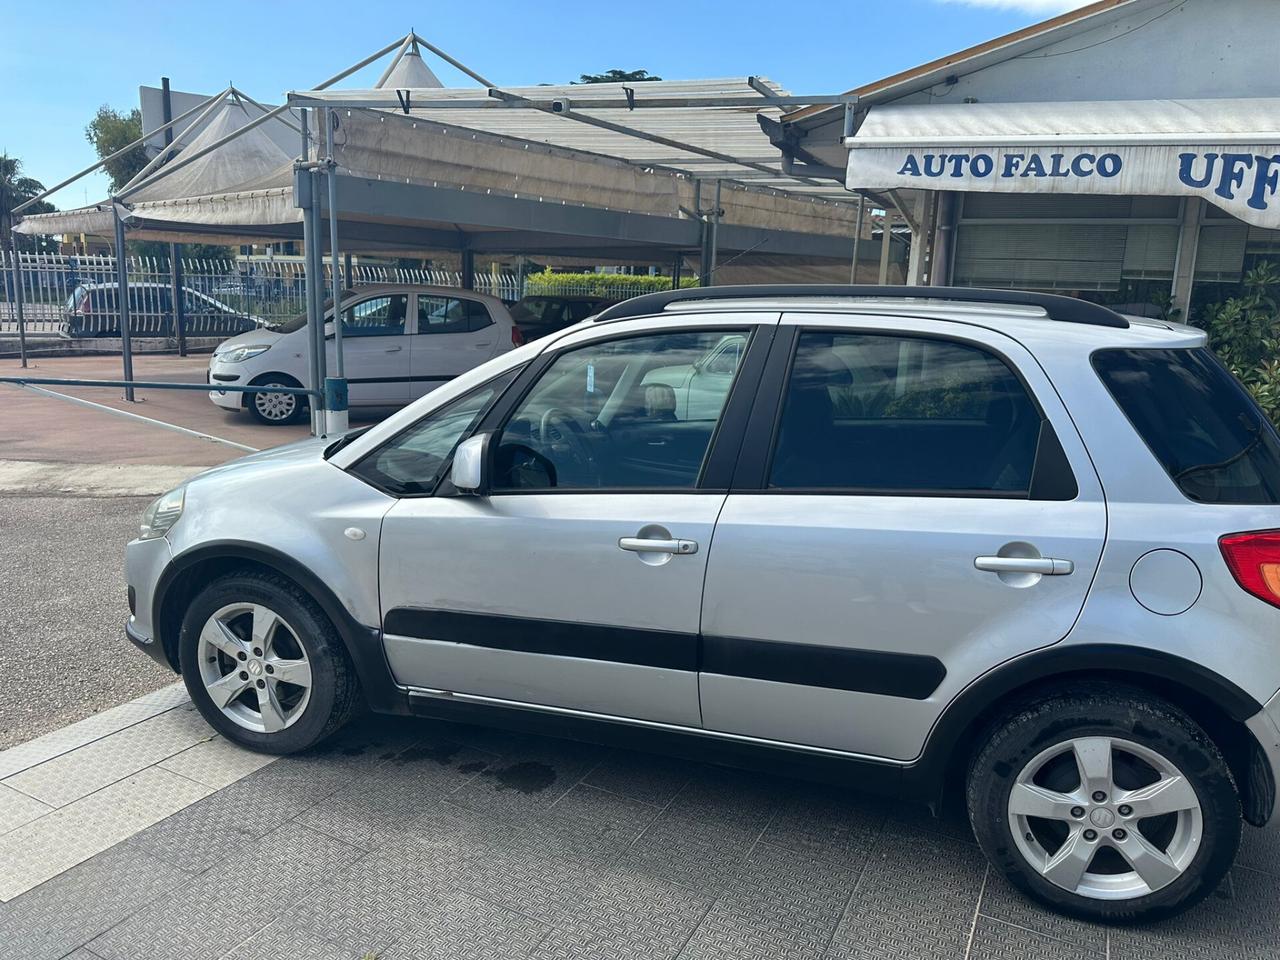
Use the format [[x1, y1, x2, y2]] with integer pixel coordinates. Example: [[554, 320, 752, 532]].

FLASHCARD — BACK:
[[524, 270, 699, 297]]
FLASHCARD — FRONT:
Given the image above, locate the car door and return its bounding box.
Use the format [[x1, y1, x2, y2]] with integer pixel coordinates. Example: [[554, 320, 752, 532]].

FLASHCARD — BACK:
[[408, 294, 499, 400], [698, 315, 1107, 762], [376, 314, 774, 726], [330, 293, 411, 406]]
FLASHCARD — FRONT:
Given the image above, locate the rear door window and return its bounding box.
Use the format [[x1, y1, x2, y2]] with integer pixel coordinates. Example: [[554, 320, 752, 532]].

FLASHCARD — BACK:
[[769, 331, 1044, 495], [1093, 347, 1280, 504]]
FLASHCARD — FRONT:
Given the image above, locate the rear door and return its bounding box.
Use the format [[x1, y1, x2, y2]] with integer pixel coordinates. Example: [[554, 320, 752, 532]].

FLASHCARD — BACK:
[[698, 314, 1106, 761], [408, 294, 499, 399], [330, 293, 412, 406]]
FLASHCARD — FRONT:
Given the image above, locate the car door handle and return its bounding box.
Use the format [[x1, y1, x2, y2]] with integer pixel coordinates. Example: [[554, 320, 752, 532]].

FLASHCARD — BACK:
[[975, 556, 1074, 575], [619, 537, 698, 556], [384, 345, 403, 353]]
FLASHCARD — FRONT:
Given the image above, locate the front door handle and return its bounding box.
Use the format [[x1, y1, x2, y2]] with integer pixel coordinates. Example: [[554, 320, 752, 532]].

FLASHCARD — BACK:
[[384, 345, 403, 353], [619, 537, 698, 556], [975, 556, 1074, 576]]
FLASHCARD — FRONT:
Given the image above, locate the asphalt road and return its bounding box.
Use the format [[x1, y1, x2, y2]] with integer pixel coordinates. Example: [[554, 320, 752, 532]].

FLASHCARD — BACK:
[[0, 495, 173, 750]]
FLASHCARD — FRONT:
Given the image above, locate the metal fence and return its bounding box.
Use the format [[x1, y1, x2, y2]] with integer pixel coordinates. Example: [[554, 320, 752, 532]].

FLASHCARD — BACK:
[[0, 252, 530, 337]]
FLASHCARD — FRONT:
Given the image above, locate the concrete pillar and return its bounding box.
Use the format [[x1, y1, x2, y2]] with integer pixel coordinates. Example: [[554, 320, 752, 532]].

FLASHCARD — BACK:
[[1171, 197, 1204, 323]]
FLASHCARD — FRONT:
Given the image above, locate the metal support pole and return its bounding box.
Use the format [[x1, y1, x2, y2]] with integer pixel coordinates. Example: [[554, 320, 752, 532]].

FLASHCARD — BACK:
[[879, 212, 894, 285], [709, 180, 722, 284], [850, 195, 866, 284], [460, 249, 475, 290], [324, 107, 348, 433], [171, 250, 186, 355], [299, 109, 323, 435], [308, 169, 328, 435], [931, 192, 957, 287], [8, 242, 28, 368], [671, 252, 682, 291], [112, 208, 135, 402]]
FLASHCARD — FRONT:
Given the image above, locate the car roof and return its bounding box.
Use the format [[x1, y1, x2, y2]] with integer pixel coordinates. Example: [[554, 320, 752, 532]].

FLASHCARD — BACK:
[[344, 283, 508, 305]]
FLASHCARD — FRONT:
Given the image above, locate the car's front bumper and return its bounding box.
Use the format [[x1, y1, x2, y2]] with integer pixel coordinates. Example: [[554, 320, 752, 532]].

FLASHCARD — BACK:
[[207, 358, 245, 410], [125, 535, 176, 670]]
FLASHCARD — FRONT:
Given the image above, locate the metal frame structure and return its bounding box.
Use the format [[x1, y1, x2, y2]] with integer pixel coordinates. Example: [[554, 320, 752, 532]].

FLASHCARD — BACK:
[[7, 30, 872, 438]]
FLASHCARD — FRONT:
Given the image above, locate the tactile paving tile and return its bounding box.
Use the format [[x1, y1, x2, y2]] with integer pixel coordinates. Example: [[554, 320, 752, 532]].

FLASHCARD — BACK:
[[0, 783, 52, 835], [978, 874, 1109, 953], [0, 767, 210, 901], [968, 917, 1105, 960], [157, 735, 277, 789], [2, 705, 214, 807], [0, 682, 189, 780]]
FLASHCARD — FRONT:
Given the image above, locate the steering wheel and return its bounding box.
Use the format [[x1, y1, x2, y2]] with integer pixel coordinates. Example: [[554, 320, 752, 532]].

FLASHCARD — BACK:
[[539, 407, 594, 469]]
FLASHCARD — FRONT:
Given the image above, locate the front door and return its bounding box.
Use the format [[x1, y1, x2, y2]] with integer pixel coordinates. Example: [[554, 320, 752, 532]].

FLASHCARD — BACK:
[[377, 321, 763, 726], [329, 293, 411, 406], [698, 317, 1107, 761]]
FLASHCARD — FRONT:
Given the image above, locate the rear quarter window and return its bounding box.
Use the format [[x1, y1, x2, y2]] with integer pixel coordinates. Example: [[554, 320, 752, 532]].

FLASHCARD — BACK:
[[1092, 347, 1280, 504]]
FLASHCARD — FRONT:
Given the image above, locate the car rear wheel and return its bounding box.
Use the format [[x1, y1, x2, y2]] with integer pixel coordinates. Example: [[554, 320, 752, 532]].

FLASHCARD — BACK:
[[967, 683, 1241, 923], [247, 374, 306, 425], [178, 570, 359, 753]]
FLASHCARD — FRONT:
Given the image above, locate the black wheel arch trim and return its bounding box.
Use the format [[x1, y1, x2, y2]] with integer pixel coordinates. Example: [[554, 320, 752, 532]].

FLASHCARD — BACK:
[[151, 540, 408, 715], [904, 642, 1264, 799]]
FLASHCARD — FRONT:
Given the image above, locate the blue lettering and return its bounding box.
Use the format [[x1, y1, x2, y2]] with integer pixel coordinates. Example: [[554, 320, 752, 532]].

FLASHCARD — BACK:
[[1022, 154, 1047, 178], [923, 154, 946, 177], [897, 155, 921, 176], [1217, 153, 1255, 200], [1048, 153, 1070, 178], [1249, 155, 1280, 211], [1178, 152, 1217, 188], [947, 154, 968, 177], [1002, 154, 1025, 177], [970, 154, 994, 177], [1070, 153, 1097, 177], [1097, 154, 1123, 178]]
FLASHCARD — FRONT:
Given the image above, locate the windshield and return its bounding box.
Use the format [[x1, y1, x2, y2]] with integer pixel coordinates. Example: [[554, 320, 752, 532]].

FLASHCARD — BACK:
[[1093, 346, 1280, 504], [267, 289, 357, 332]]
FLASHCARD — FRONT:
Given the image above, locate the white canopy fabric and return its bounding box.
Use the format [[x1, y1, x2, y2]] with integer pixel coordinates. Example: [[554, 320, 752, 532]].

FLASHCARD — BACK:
[[377, 49, 442, 89], [845, 97, 1280, 228]]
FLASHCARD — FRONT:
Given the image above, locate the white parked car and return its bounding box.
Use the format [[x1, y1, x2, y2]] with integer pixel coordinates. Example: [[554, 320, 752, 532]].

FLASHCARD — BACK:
[[208, 285, 524, 424]]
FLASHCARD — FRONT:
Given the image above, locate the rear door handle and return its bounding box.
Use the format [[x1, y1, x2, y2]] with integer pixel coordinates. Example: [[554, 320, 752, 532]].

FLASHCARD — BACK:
[[384, 345, 403, 353], [619, 537, 698, 556], [975, 556, 1074, 576]]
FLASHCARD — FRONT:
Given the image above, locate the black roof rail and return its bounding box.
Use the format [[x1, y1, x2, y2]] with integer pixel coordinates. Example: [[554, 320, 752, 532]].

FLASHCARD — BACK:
[[592, 284, 1129, 329]]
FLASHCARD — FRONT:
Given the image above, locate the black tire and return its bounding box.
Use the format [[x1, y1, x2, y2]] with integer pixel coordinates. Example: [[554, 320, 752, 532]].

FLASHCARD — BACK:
[[178, 570, 359, 754], [966, 682, 1241, 924], [246, 373, 307, 425]]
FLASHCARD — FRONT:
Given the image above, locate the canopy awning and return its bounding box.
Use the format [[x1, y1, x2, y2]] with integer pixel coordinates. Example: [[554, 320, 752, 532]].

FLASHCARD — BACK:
[[845, 97, 1280, 228]]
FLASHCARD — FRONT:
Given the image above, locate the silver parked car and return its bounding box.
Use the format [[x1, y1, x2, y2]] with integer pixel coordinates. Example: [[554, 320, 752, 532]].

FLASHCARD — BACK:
[[125, 285, 1280, 923]]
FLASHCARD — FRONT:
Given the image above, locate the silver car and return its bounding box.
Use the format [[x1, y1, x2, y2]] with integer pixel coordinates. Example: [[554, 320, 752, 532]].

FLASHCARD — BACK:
[[125, 286, 1280, 923]]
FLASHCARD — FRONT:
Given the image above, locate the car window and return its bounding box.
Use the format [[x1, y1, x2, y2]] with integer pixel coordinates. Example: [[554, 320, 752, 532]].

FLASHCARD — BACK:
[[1093, 347, 1280, 504], [493, 329, 747, 491], [465, 299, 494, 332], [343, 295, 407, 338], [565, 300, 599, 323], [348, 369, 519, 496], [703, 335, 746, 376], [770, 332, 1041, 494], [417, 296, 472, 335]]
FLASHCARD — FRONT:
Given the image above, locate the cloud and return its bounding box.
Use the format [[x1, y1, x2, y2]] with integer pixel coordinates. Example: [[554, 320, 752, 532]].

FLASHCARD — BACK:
[[934, 0, 1097, 12]]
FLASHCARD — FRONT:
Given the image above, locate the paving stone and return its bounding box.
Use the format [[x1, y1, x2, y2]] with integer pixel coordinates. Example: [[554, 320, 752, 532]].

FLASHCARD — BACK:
[[758, 783, 886, 866], [224, 921, 376, 960], [377, 889, 549, 960], [449, 738, 604, 824], [158, 735, 278, 789], [0, 844, 190, 960], [0, 783, 52, 835], [1237, 820, 1280, 877], [1098, 872, 1244, 960], [665, 765, 789, 833], [977, 874, 1109, 953], [968, 916, 1105, 960], [677, 901, 829, 960], [0, 683, 189, 780], [583, 750, 695, 807], [87, 823, 363, 960], [532, 783, 663, 853], [0, 767, 210, 902], [1, 705, 213, 807], [613, 812, 760, 896]]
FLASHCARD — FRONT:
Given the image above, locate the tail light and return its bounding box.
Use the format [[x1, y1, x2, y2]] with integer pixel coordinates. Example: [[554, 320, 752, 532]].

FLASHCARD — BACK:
[[1219, 530, 1280, 608], [511, 325, 525, 347]]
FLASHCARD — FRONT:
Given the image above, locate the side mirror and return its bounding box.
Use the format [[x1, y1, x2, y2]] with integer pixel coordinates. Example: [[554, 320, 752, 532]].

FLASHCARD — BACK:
[[451, 433, 490, 495]]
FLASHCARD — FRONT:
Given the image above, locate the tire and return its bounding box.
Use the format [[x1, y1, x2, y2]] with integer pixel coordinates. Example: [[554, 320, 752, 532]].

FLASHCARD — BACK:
[[246, 374, 306, 425], [966, 682, 1241, 923], [178, 570, 359, 754]]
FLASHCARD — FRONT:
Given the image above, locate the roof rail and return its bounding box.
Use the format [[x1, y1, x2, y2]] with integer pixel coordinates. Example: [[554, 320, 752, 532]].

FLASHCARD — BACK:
[[592, 284, 1129, 329]]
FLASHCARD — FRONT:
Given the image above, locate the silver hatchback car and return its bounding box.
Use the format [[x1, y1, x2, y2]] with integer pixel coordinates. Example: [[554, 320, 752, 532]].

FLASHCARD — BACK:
[[125, 286, 1280, 923]]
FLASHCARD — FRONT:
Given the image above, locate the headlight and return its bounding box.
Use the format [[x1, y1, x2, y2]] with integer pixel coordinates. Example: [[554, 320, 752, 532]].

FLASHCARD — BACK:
[[139, 487, 185, 541], [220, 344, 271, 363]]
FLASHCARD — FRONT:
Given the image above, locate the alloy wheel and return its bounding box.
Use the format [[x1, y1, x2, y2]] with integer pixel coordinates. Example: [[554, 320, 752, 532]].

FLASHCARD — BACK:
[[196, 602, 313, 733], [1008, 736, 1203, 900], [253, 385, 297, 422]]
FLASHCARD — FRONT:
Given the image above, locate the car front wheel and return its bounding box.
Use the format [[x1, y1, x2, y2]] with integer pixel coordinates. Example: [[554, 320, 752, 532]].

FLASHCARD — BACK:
[[247, 375, 306, 425], [967, 683, 1241, 923], [178, 570, 359, 753]]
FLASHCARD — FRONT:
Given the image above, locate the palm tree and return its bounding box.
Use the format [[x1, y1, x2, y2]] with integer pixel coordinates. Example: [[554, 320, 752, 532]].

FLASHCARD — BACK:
[[0, 154, 48, 250]]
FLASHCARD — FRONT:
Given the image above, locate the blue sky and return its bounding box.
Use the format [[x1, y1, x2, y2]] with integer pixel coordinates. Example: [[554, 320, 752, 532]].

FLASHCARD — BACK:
[[0, 0, 1091, 204]]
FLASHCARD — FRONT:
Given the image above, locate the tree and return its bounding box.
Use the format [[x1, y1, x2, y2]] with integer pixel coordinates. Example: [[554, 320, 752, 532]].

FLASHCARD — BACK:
[[85, 105, 149, 194], [575, 69, 662, 84], [0, 153, 56, 252]]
